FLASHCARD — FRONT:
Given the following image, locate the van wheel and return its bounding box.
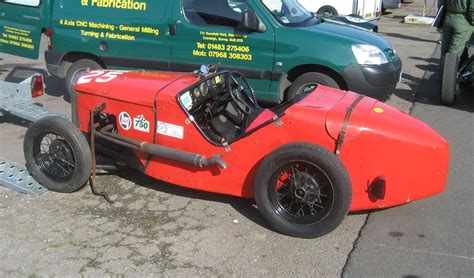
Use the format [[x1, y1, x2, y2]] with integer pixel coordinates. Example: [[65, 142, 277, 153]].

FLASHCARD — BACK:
[[317, 5, 338, 16], [287, 72, 340, 100], [254, 143, 352, 238], [65, 59, 102, 98], [24, 116, 92, 193], [440, 53, 459, 106]]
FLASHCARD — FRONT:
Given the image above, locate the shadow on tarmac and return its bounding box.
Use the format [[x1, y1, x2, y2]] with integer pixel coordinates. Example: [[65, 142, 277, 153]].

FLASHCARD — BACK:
[[106, 169, 274, 232], [395, 49, 474, 113], [380, 32, 440, 43], [413, 60, 474, 113]]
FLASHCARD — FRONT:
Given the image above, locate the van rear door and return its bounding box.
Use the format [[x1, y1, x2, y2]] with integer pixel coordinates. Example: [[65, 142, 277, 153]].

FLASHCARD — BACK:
[[0, 0, 47, 59]]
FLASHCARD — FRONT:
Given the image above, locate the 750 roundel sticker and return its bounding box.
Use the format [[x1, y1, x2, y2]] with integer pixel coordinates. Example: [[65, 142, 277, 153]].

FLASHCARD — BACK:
[[119, 112, 132, 130]]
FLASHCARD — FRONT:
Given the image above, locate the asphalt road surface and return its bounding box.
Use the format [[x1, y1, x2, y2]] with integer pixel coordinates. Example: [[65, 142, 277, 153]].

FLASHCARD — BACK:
[[345, 46, 474, 277], [0, 0, 473, 276]]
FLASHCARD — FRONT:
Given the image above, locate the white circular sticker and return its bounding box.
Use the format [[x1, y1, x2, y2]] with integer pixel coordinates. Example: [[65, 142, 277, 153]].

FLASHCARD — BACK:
[[119, 112, 132, 130], [158, 122, 167, 133]]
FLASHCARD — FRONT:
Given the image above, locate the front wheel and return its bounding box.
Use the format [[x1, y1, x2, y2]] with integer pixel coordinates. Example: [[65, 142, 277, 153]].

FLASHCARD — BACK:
[[440, 53, 460, 106], [254, 143, 352, 238], [287, 72, 340, 100], [24, 116, 92, 193]]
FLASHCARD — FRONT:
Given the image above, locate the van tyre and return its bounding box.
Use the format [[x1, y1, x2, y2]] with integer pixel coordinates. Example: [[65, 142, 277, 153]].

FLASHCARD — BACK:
[[254, 142, 352, 238], [65, 59, 102, 98], [440, 53, 459, 106], [288, 72, 340, 100], [24, 116, 92, 193], [317, 5, 338, 16]]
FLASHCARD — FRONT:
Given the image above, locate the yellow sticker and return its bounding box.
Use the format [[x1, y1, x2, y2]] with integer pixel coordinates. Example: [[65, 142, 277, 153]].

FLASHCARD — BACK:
[[215, 75, 221, 84], [374, 107, 384, 113]]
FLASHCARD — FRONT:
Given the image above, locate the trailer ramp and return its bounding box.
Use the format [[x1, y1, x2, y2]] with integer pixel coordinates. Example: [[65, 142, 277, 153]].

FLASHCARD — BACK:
[[0, 75, 68, 195]]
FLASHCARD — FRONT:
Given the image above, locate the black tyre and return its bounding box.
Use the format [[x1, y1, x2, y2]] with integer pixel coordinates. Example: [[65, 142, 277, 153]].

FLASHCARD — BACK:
[[317, 5, 338, 16], [254, 142, 352, 238], [24, 116, 92, 193], [441, 53, 460, 106], [287, 72, 340, 100], [65, 59, 102, 98]]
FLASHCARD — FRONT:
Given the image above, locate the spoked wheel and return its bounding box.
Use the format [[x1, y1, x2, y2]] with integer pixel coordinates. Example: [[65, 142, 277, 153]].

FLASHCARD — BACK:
[[35, 133, 76, 182], [271, 161, 334, 224], [24, 116, 92, 193], [441, 53, 460, 106], [254, 143, 351, 238]]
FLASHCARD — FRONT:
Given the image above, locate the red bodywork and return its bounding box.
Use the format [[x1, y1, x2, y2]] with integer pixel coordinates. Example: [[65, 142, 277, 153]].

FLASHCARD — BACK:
[[75, 70, 449, 211]]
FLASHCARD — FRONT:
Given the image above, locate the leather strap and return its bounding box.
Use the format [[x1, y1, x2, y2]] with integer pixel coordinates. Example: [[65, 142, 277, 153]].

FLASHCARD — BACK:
[[335, 95, 365, 156]]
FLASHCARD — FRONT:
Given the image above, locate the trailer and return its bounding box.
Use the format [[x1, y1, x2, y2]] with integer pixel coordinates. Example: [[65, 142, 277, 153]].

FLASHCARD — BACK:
[[0, 74, 62, 195], [299, 0, 382, 20]]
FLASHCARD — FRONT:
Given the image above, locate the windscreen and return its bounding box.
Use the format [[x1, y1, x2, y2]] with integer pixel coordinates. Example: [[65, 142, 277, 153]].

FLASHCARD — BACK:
[[3, 0, 40, 7], [261, 0, 315, 26]]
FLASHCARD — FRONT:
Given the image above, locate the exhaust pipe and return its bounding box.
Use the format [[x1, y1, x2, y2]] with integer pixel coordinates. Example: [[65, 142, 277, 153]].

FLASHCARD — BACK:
[[96, 126, 227, 170], [140, 143, 227, 169]]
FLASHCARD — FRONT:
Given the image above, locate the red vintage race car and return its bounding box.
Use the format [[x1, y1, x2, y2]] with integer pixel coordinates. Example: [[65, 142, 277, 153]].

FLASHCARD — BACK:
[[23, 68, 449, 238]]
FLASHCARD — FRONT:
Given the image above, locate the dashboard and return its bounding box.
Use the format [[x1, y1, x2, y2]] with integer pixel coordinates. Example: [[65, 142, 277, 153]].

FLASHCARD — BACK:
[[179, 73, 228, 114]]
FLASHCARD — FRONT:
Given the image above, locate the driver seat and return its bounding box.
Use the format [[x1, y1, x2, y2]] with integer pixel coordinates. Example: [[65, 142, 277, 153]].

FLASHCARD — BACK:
[[209, 102, 243, 142], [210, 115, 238, 142], [210, 106, 277, 143]]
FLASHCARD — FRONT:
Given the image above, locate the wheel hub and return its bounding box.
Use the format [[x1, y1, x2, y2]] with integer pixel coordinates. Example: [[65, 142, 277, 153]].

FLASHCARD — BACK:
[[292, 172, 320, 204], [50, 139, 73, 161]]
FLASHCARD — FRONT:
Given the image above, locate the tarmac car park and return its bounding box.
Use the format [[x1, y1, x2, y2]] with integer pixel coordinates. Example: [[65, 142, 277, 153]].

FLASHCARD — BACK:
[[2, 1, 473, 275], [1, 66, 449, 238]]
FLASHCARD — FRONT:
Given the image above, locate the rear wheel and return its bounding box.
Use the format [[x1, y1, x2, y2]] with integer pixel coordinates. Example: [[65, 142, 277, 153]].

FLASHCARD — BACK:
[[254, 143, 352, 238], [65, 59, 102, 98], [441, 53, 460, 106], [24, 116, 92, 193], [287, 72, 340, 100]]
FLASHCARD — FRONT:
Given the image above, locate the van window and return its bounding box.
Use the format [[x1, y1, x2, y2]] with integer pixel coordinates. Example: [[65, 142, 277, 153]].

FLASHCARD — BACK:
[[2, 0, 40, 7], [261, 0, 315, 26], [183, 0, 249, 28]]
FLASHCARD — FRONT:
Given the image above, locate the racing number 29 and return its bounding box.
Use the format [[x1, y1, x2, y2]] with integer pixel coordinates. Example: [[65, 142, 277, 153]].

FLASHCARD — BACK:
[[77, 70, 124, 85]]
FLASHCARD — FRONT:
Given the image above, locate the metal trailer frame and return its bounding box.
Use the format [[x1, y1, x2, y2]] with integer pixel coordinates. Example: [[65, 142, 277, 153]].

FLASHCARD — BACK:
[[0, 75, 68, 195]]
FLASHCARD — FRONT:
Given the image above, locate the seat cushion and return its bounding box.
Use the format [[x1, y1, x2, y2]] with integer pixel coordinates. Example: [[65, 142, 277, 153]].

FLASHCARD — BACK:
[[210, 115, 238, 142]]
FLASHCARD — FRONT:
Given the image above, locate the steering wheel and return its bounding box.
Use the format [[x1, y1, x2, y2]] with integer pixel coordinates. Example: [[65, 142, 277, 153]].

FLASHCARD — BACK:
[[226, 71, 258, 115]]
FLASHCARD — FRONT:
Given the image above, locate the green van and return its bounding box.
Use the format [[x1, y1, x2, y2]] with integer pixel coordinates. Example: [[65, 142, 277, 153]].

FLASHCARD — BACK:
[[0, 0, 401, 103]]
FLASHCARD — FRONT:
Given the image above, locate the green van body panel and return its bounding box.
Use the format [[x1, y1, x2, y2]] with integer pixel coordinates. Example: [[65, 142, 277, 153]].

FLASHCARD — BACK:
[[0, 0, 50, 59], [170, 0, 275, 98], [51, 0, 172, 63], [0, 0, 401, 103]]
